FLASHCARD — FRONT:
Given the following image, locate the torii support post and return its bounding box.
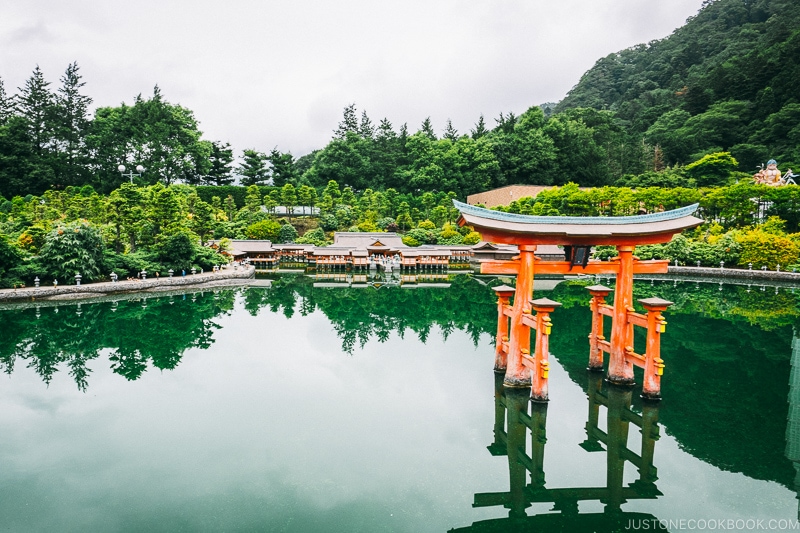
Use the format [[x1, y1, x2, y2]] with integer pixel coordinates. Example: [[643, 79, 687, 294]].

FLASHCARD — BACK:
[[492, 285, 516, 373], [521, 297, 562, 402], [586, 284, 613, 371], [505, 245, 537, 388], [608, 245, 636, 385], [639, 297, 673, 401]]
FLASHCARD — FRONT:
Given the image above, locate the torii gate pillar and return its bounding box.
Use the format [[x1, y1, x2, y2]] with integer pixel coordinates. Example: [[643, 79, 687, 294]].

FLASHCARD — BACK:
[[505, 245, 537, 388], [608, 245, 635, 385]]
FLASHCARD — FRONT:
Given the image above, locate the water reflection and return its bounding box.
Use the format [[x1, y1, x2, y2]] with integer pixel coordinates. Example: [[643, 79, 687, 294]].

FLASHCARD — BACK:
[[454, 372, 663, 531], [0, 290, 235, 390]]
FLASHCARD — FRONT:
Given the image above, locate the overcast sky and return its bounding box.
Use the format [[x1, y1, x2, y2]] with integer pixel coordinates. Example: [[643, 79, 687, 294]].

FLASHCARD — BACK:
[[3, 0, 705, 159]]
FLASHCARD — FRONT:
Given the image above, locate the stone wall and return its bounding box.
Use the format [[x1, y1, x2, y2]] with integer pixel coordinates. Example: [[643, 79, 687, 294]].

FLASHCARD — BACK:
[[0, 265, 255, 303]]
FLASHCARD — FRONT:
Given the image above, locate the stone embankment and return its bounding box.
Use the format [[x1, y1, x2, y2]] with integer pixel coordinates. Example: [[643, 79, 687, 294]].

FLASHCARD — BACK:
[[0, 265, 256, 303], [666, 265, 800, 282]]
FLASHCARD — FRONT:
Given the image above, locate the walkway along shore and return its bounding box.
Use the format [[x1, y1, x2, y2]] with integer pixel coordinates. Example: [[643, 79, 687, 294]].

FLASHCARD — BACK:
[[667, 265, 800, 282], [0, 265, 256, 303], [0, 263, 797, 305]]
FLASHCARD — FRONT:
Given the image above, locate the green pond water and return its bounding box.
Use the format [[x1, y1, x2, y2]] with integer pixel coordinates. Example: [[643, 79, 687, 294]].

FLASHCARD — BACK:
[[1, 274, 799, 532]]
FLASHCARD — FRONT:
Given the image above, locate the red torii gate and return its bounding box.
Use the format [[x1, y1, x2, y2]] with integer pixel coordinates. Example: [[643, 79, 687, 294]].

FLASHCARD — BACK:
[[454, 200, 702, 401]]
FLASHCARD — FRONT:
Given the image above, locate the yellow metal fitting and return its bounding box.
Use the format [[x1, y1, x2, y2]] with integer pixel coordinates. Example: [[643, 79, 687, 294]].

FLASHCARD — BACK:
[[545, 326, 552, 335], [521, 348, 530, 354]]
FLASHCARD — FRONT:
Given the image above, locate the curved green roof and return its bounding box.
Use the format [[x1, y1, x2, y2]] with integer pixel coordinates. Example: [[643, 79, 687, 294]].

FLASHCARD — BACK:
[[453, 200, 700, 225]]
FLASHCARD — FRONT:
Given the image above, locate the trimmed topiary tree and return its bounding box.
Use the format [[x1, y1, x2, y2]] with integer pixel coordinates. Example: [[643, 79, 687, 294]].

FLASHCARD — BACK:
[[38, 220, 105, 283]]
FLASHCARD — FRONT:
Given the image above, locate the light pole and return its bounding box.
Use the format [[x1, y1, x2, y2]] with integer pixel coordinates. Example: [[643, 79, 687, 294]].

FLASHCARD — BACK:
[[118, 164, 144, 184]]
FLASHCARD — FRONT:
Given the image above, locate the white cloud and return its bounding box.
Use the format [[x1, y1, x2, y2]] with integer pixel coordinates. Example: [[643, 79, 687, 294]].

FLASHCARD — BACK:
[[1, 0, 705, 158]]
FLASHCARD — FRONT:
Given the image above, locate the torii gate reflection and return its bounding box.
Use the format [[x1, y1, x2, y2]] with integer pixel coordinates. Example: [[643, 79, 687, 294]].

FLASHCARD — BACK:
[[451, 373, 663, 531], [455, 200, 702, 401]]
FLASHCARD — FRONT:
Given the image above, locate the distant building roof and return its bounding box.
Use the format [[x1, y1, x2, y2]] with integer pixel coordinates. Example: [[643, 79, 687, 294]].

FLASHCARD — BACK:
[[466, 185, 588, 208], [333, 232, 407, 249]]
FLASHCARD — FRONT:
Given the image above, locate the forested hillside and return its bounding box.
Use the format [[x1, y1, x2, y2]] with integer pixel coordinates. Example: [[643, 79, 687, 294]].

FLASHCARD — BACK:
[[557, 0, 800, 171], [1, 0, 797, 199]]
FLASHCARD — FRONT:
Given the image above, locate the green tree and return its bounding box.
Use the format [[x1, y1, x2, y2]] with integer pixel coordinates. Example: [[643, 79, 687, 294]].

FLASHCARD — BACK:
[[246, 219, 281, 241], [38, 220, 105, 282], [269, 149, 297, 187], [239, 149, 269, 186], [685, 152, 738, 186], [281, 183, 297, 216], [52, 62, 92, 188], [204, 141, 234, 185]]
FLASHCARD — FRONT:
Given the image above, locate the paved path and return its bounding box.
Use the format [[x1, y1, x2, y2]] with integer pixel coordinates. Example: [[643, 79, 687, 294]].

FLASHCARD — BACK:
[[0, 265, 256, 303]]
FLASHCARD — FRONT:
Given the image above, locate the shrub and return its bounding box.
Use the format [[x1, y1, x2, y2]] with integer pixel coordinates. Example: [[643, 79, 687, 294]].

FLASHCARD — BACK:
[[279, 223, 298, 243], [462, 231, 482, 245], [320, 213, 339, 232], [246, 219, 282, 241], [376, 217, 395, 230], [357, 220, 379, 232], [296, 227, 327, 246], [38, 220, 105, 283], [155, 232, 196, 270], [402, 235, 420, 247], [418, 219, 436, 230], [405, 228, 437, 245], [736, 229, 800, 270]]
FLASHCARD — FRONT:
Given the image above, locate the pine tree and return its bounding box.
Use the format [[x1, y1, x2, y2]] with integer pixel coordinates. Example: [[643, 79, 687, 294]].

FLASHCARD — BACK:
[[204, 141, 235, 185], [471, 114, 488, 139], [334, 103, 359, 138], [18, 65, 55, 157], [269, 149, 296, 187], [53, 62, 92, 186], [0, 76, 16, 125], [420, 117, 437, 140], [239, 149, 269, 186], [443, 119, 459, 141], [359, 110, 375, 139]]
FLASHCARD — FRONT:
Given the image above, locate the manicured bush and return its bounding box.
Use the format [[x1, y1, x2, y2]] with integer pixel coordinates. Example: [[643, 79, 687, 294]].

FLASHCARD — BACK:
[[278, 223, 298, 243], [246, 219, 282, 241], [38, 220, 105, 283]]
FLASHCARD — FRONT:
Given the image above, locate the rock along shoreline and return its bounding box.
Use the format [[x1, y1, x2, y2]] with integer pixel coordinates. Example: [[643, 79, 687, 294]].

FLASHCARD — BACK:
[[0, 265, 256, 303]]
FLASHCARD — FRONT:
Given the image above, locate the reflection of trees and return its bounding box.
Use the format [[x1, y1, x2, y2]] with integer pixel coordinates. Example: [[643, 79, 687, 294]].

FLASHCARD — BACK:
[[547, 279, 797, 490], [246, 275, 498, 353], [0, 290, 236, 390]]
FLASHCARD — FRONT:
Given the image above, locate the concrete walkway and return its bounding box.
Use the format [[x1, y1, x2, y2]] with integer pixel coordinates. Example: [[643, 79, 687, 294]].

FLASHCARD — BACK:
[[0, 265, 256, 303]]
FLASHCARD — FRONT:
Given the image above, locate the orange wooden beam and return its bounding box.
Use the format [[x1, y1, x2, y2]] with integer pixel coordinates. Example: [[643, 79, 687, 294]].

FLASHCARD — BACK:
[[480, 259, 669, 276]]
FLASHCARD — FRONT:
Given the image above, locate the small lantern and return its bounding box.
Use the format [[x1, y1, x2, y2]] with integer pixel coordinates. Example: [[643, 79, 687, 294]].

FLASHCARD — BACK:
[[191, 267, 196, 275], [720, 261, 724, 269], [696, 260, 701, 268], [168, 269, 174, 278], [75, 273, 81, 286], [141, 270, 147, 280], [34, 277, 40, 288], [110, 272, 118, 283]]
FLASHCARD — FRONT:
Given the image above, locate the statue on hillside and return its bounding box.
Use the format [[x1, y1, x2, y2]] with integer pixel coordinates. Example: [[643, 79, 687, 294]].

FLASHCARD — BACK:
[[755, 159, 783, 186]]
